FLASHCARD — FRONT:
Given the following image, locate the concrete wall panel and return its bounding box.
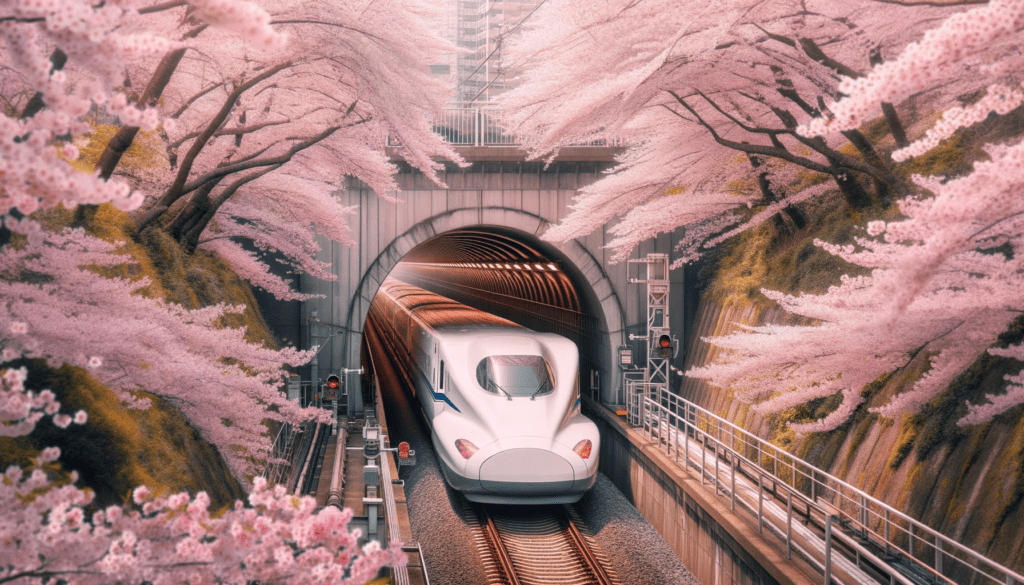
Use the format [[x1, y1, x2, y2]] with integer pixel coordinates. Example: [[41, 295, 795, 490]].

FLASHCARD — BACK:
[[481, 189, 504, 208]]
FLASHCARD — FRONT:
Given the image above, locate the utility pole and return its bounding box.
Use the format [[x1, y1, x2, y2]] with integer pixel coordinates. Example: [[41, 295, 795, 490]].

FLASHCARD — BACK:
[[308, 310, 318, 407]]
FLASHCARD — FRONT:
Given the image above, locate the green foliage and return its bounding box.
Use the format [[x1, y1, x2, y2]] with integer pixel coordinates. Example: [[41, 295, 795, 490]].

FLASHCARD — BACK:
[[996, 429, 1024, 525]]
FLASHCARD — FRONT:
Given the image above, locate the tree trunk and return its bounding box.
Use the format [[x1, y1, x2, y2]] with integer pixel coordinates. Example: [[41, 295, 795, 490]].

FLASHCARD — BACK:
[[870, 47, 910, 149], [74, 48, 189, 228], [166, 180, 220, 242], [832, 169, 873, 209], [181, 195, 228, 255], [747, 153, 806, 234], [840, 127, 893, 205], [135, 61, 292, 235], [20, 49, 67, 120]]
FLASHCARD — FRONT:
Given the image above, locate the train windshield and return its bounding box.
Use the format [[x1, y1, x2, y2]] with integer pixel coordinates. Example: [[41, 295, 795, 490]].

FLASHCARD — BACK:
[[476, 355, 554, 398]]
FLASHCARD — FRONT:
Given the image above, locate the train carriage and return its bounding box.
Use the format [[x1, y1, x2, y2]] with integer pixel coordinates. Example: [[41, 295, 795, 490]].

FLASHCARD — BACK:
[[369, 277, 600, 504]]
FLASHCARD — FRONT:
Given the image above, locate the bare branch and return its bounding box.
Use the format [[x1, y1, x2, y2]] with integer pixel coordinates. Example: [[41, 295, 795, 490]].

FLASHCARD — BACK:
[[870, 0, 986, 5], [138, 60, 293, 232], [170, 81, 225, 119], [138, 0, 188, 14], [178, 122, 351, 196], [665, 90, 835, 175], [169, 119, 290, 149]]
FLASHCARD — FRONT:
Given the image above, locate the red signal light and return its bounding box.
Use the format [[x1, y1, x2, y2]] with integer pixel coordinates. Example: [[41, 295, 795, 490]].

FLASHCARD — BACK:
[[398, 442, 410, 458], [326, 375, 340, 389], [658, 335, 671, 348]]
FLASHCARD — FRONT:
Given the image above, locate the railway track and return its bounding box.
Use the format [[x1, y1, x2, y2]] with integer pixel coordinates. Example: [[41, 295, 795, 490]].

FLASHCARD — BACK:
[[466, 502, 620, 585]]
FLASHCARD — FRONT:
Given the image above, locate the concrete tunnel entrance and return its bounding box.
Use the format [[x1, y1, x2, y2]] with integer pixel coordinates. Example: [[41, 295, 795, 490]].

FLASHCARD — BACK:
[[359, 226, 613, 413]]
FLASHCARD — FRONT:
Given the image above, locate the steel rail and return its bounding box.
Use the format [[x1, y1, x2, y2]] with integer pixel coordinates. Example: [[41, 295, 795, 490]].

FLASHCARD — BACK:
[[477, 505, 522, 585], [558, 506, 615, 585]]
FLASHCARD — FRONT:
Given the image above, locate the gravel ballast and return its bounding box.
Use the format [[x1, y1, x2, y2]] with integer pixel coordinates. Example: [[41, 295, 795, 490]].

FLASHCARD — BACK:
[[379, 361, 697, 584], [576, 473, 699, 585]]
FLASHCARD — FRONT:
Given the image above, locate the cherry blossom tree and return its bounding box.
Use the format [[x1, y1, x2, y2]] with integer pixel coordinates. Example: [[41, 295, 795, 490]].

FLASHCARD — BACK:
[[691, 0, 1024, 430], [0, 227, 333, 479], [119, 0, 461, 298], [500, 0, 963, 261], [2, 364, 405, 584], [1, 0, 460, 298]]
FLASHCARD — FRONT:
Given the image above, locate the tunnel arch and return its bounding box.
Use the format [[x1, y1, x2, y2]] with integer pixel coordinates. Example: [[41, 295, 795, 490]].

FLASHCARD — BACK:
[[342, 207, 626, 405]]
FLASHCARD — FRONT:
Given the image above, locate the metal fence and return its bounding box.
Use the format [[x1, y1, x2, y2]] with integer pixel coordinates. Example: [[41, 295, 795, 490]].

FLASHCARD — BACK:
[[625, 379, 1024, 585], [389, 102, 622, 147]]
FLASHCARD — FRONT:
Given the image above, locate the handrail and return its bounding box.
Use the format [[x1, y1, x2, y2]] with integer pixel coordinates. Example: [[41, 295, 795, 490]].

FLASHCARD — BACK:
[[293, 423, 322, 496], [627, 380, 1024, 585], [260, 421, 293, 484], [387, 105, 622, 148], [378, 436, 407, 585]]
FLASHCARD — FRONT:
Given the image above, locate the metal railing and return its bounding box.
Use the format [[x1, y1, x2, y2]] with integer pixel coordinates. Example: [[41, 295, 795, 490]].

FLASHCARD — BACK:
[[388, 102, 623, 147], [625, 380, 1024, 585], [260, 421, 296, 486]]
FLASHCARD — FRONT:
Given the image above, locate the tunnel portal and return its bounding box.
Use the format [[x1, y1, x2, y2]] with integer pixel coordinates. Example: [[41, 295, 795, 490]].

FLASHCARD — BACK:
[[362, 226, 610, 407]]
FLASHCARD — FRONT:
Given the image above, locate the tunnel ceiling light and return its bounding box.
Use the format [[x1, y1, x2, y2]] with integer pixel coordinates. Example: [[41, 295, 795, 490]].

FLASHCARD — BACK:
[[535, 264, 545, 270], [547, 263, 557, 271], [513, 264, 521, 269], [504, 264, 512, 270], [524, 264, 532, 270]]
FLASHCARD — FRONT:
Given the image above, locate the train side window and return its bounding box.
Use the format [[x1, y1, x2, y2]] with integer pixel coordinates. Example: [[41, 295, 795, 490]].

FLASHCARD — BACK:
[[439, 360, 445, 390]]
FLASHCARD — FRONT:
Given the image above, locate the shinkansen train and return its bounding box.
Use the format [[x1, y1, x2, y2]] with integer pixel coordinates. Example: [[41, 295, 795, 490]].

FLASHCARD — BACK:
[[369, 277, 600, 505]]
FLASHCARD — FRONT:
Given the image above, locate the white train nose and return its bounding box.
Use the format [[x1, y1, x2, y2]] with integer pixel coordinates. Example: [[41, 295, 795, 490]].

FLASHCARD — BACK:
[[479, 448, 574, 494]]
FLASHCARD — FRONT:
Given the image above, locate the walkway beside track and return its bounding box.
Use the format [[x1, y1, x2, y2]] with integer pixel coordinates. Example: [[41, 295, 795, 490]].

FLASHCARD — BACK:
[[586, 397, 820, 585], [307, 419, 427, 585]]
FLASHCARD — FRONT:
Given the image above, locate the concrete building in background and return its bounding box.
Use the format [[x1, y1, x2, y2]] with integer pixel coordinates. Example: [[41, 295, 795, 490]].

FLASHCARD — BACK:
[[429, 0, 541, 103]]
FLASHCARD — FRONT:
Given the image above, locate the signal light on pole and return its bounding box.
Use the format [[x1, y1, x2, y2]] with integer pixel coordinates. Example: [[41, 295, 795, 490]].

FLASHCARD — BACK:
[[322, 374, 341, 401], [397, 441, 416, 467], [658, 334, 673, 358]]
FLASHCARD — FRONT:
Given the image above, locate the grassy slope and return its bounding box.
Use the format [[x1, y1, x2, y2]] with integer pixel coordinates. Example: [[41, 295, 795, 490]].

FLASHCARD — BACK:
[[0, 201, 281, 509], [678, 113, 1024, 573]]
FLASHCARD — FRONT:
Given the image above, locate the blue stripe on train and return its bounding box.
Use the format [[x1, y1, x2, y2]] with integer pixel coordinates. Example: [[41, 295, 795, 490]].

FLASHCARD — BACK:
[[431, 388, 461, 412]]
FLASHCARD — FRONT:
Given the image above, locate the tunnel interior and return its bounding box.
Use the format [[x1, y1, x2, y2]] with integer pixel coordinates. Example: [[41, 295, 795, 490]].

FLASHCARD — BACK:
[[360, 226, 611, 406]]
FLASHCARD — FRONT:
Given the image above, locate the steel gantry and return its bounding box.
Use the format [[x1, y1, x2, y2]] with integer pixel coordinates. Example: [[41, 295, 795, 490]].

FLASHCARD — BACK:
[[629, 253, 672, 387], [623, 253, 677, 424]]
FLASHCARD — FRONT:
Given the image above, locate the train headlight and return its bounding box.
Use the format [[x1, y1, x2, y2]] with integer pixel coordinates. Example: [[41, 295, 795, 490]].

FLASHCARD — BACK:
[[573, 439, 592, 460], [455, 439, 479, 459]]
